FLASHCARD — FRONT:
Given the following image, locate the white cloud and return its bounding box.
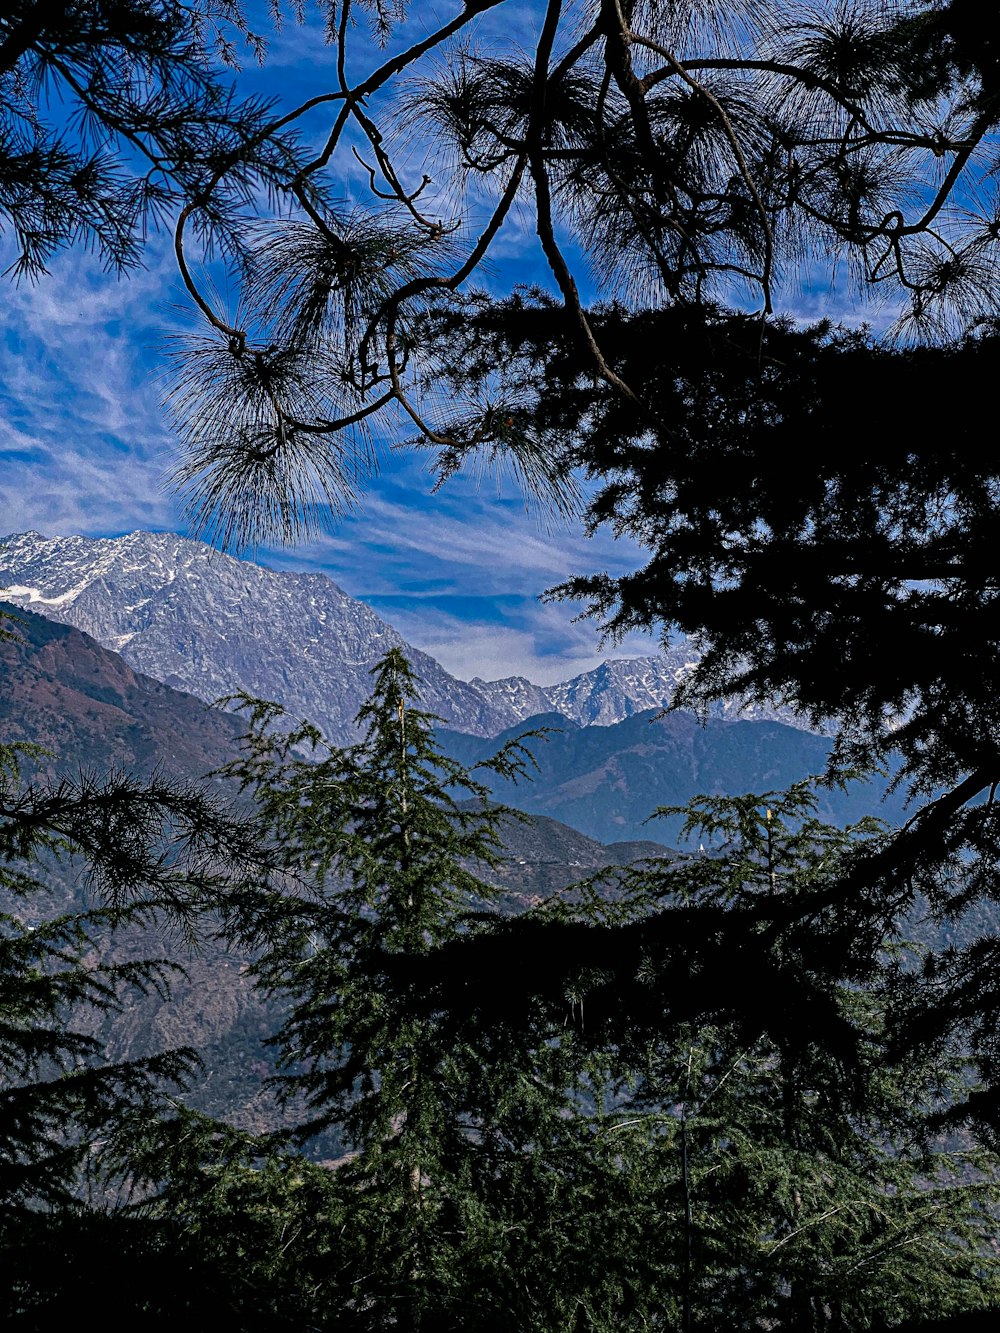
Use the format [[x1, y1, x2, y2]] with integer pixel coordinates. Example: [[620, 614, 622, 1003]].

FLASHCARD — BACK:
[[369, 594, 658, 685], [0, 239, 184, 531], [268, 466, 641, 595], [0, 440, 177, 536]]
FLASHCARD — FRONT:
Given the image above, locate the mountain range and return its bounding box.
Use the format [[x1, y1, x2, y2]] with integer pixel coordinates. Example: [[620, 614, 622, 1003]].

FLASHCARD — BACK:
[[438, 711, 909, 846], [0, 538, 924, 1141], [0, 530, 810, 744]]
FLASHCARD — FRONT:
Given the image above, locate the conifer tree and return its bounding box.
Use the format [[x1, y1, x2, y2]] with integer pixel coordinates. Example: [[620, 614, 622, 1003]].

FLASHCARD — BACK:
[[0, 753, 192, 1211], [422, 286, 1000, 1132], [597, 786, 1000, 1331], [146, 0, 1000, 547], [434, 781, 1000, 1332], [217, 649, 671, 1329], [0, 1, 308, 281], [208, 654, 1000, 1330]]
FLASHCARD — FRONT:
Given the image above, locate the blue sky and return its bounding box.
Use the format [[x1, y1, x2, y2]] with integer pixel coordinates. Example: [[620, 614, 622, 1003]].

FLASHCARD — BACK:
[[0, 1, 877, 685]]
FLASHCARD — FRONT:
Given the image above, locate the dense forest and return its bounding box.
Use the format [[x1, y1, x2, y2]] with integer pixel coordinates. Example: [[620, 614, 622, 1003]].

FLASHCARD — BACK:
[[5, 1, 1000, 1328]]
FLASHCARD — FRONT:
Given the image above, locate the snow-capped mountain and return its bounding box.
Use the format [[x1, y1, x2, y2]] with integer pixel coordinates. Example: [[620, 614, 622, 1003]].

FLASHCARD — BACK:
[[474, 652, 807, 729], [471, 654, 702, 726], [0, 531, 812, 741], [0, 531, 515, 742]]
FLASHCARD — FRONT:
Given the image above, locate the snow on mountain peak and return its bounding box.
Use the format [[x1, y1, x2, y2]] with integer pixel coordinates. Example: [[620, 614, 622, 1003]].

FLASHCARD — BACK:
[[0, 531, 816, 741], [0, 531, 512, 741]]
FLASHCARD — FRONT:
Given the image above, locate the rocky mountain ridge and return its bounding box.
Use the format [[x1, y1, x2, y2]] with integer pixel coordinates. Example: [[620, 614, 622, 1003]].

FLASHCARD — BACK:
[[0, 530, 812, 743], [473, 654, 804, 729], [0, 530, 512, 744]]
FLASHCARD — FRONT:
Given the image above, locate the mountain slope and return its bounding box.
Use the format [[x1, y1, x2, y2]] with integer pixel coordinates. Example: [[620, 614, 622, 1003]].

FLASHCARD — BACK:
[[0, 530, 815, 741], [0, 599, 247, 780], [0, 530, 516, 743], [439, 709, 908, 845], [0, 604, 677, 1135]]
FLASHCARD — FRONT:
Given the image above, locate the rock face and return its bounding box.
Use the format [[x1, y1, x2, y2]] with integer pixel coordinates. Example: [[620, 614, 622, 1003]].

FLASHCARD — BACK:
[[0, 530, 516, 743], [473, 653, 810, 730], [470, 655, 701, 725], [0, 530, 814, 742]]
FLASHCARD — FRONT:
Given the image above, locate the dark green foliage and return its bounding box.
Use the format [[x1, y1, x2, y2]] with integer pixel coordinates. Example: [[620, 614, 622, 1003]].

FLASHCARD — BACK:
[[891, 1, 1000, 115], [451, 783, 1000, 1332], [2, 633, 996, 1328], [7, 1, 1000, 1322], [0, 742, 193, 1210], [0, 740, 322, 1323], [215, 650, 656, 1328], [423, 296, 1000, 797], [0, 1203, 291, 1331], [190, 653, 1000, 1330], [422, 291, 1000, 1129], [597, 789, 1000, 1331], [0, 1, 305, 280]]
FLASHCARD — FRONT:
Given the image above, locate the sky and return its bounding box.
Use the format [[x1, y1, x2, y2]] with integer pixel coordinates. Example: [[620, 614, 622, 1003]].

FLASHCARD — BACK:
[[0, 1, 873, 686]]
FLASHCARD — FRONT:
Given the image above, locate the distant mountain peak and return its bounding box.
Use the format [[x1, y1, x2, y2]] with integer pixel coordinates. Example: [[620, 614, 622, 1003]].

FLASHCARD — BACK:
[[0, 531, 511, 742], [0, 531, 816, 742]]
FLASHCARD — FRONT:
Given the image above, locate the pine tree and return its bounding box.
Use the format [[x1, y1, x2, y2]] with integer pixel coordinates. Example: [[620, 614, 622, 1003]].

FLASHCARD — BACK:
[[139, 0, 1000, 547], [417, 286, 1000, 1136], [534, 784, 1000, 1331], [0, 1, 307, 281], [216, 649, 671, 1329], [208, 653, 1000, 1330]]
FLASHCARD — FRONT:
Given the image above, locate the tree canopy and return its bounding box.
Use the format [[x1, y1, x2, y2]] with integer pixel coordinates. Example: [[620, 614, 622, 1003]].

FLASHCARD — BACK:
[[129, 0, 1000, 1134], [9, 2, 1000, 552], [167, 653, 1000, 1331], [7, 2, 1000, 498], [2, 1, 979, 538], [8, 3, 1000, 1325], [0, 1, 310, 280]]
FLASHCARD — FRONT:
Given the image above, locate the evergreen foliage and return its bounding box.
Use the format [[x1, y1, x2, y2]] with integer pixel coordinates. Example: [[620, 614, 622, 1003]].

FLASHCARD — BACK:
[[0, 1, 306, 280], [215, 649, 650, 1328], [0, 740, 192, 1210], [417, 287, 1000, 1132], [586, 789, 1000, 1331], [42, 0, 979, 548], [2, 628, 998, 1328], [184, 653, 1000, 1330], [388, 777, 1000, 1331], [426, 298, 1000, 799], [5, 3, 1000, 1324], [0, 612, 275, 1321]]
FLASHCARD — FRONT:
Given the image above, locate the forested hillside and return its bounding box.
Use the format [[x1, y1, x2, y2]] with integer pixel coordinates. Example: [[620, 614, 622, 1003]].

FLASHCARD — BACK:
[[0, 605, 681, 1134]]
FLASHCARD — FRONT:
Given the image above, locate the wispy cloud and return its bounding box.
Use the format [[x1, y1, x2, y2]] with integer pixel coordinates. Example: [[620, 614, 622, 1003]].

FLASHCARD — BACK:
[[261, 455, 650, 682], [0, 7, 885, 688], [269, 457, 642, 591], [0, 241, 187, 536], [360, 593, 659, 686]]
